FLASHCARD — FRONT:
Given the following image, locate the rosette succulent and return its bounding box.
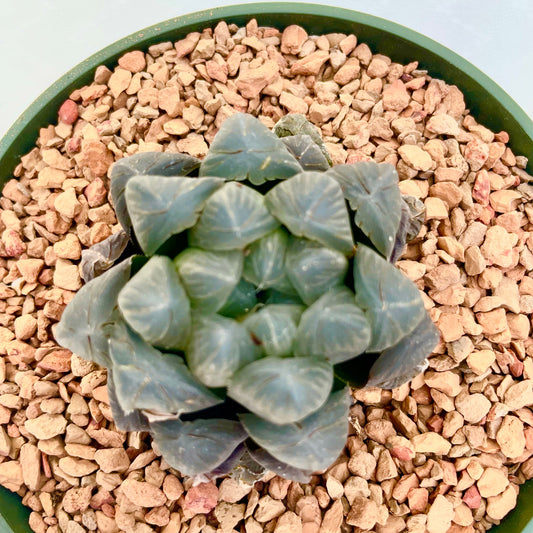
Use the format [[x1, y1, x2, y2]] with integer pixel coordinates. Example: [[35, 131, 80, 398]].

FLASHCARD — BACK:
[[56, 113, 439, 482]]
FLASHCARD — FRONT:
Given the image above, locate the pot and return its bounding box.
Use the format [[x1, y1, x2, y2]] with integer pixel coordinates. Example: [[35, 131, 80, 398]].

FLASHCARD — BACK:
[[0, 4, 531, 532]]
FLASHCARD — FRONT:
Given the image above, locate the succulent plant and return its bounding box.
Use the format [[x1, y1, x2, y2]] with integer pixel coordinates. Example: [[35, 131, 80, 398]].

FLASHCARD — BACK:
[[56, 113, 438, 482]]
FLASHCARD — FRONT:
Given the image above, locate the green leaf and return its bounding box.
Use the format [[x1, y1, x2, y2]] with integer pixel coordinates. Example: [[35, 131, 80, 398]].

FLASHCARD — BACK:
[[264, 290, 304, 306], [353, 244, 426, 351], [218, 279, 258, 319], [281, 135, 330, 171], [186, 314, 261, 388], [54, 258, 132, 367], [110, 152, 200, 234], [199, 113, 301, 185], [367, 313, 439, 389], [243, 228, 289, 291], [189, 182, 279, 250], [125, 175, 223, 255], [328, 162, 403, 258], [118, 256, 191, 349], [285, 237, 348, 304], [174, 248, 243, 313], [228, 356, 333, 424], [294, 287, 371, 363], [246, 445, 313, 483], [108, 321, 221, 417], [244, 305, 304, 357], [273, 113, 332, 165], [150, 418, 247, 476], [265, 172, 354, 254], [240, 388, 350, 471], [107, 370, 149, 432]]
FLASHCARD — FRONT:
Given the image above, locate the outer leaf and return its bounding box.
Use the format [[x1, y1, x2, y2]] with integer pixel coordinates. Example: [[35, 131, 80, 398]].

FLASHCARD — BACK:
[[246, 445, 312, 483], [265, 172, 354, 254], [353, 244, 426, 351], [110, 152, 200, 234], [285, 237, 348, 304], [150, 418, 247, 476], [189, 182, 279, 250], [390, 195, 426, 263], [273, 113, 332, 165], [118, 256, 191, 349], [243, 305, 304, 357], [186, 314, 260, 388], [174, 248, 243, 313], [281, 135, 330, 171], [294, 287, 371, 363], [80, 230, 130, 282], [125, 175, 224, 255], [243, 228, 289, 290], [108, 321, 221, 417], [218, 279, 258, 319], [240, 388, 350, 471], [228, 356, 333, 424], [328, 162, 402, 258], [367, 313, 439, 389], [107, 370, 149, 432], [199, 113, 301, 185], [54, 258, 132, 366]]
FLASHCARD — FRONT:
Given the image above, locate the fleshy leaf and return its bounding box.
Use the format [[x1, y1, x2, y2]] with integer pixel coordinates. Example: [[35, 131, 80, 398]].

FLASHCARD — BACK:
[[390, 195, 426, 263], [328, 162, 402, 258], [199, 113, 301, 185], [294, 287, 371, 363], [118, 256, 191, 349], [265, 172, 354, 254], [54, 258, 132, 366], [125, 175, 224, 255], [273, 114, 332, 165], [189, 182, 279, 250], [367, 313, 439, 389], [264, 290, 304, 306], [246, 445, 312, 483], [243, 228, 289, 291], [228, 356, 333, 424], [285, 237, 348, 304], [218, 279, 258, 319], [174, 248, 243, 313], [150, 418, 247, 476], [80, 230, 130, 282], [244, 304, 304, 357], [186, 314, 261, 388], [353, 244, 426, 351], [228, 449, 266, 486], [107, 370, 149, 432], [110, 152, 200, 234], [240, 388, 350, 471], [108, 321, 221, 417], [281, 135, 330, 171]]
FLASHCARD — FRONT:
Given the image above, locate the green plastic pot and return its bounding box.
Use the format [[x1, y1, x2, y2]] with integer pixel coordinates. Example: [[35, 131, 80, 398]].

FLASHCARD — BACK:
[[0, 4, 531, 533]]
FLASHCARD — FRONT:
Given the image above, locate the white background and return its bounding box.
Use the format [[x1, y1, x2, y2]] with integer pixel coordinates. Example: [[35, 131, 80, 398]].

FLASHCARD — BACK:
[[0, 0, 531, 139]]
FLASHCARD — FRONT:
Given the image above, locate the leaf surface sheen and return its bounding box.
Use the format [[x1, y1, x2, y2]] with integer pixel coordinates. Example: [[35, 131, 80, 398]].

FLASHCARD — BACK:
[[228, 356, 333, 424], [353, 244, 426, 351], [110, 151, 200, 234], [328, 162, 402, 258], [108, 321, 221, 417], [265, 172, 354, 254], [294, 287, 371, 363], [174, 248, 243, 313], [189, 182, 279, 250], [240, 388, 350, 471], [118, 255, 191, 349], [126, 174, 223, 255], [150, 418, 247, 476], [199, 113, 301, 185], [54, 258, 132, 367]]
